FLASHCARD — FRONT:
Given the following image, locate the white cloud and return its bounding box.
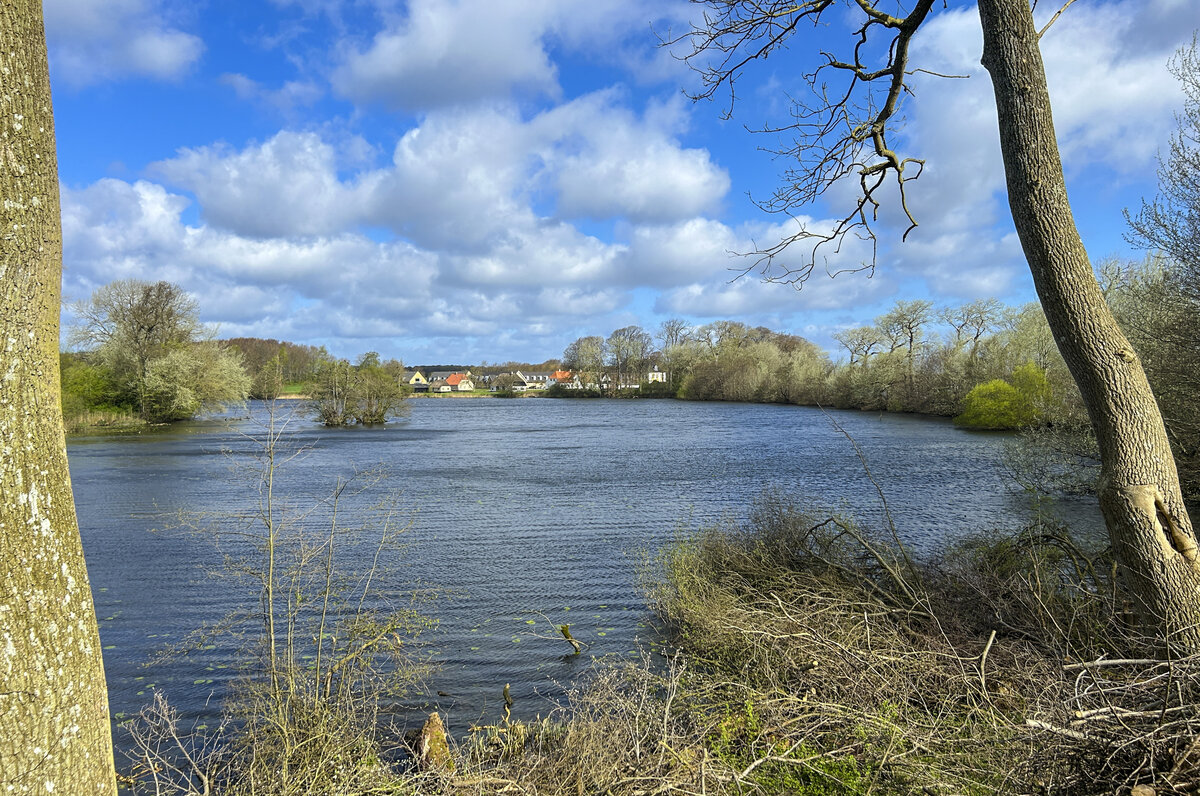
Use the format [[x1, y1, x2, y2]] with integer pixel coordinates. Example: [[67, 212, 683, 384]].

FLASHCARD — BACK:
[[58, 177, 643, 356], [544, 94, 729, 222], [149, 132, 366, 239], [43, 0, 203, 86], [861, 0, 1193, 305], [329, 0, 690, 111], [655, 270, 889, 318], [147, 88, 729, 254], [220, 74, 324, 114], [331, 0, 561, 110], [619, 218, 741, 286]]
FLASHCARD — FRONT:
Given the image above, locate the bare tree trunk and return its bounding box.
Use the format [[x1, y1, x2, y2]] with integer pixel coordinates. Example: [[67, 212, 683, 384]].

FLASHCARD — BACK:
[[979, 0, 1200, 649], [0, 2, 117, 792]]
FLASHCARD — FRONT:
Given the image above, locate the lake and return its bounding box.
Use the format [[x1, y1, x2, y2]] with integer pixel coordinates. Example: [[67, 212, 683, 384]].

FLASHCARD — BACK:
[[68, 397, 1103, 750]]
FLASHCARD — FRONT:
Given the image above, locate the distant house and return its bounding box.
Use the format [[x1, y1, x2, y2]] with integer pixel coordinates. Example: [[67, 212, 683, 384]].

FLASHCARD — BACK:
[[429, 370, 471, 382], [647, 366, 666, 383], [402, 370, 429, 392], [490, 372, 529, 392], [428, 379, 453, 393], [524, 371, 556, 390], [551, 370, 573, 383], [445, 373, 475, 391]]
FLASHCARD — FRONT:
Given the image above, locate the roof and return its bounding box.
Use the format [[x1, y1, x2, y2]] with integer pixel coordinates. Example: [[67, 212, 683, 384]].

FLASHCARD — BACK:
[[446, 374, 469, 386]]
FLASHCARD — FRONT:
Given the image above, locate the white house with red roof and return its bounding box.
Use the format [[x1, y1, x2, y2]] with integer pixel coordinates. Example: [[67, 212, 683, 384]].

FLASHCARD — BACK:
[[445, 373, 475, 391]]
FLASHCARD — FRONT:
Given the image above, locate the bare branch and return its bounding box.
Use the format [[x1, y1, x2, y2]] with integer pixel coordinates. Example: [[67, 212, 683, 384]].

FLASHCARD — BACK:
[[676, 0, 939, 285], [1038, 0, 1079, 40]]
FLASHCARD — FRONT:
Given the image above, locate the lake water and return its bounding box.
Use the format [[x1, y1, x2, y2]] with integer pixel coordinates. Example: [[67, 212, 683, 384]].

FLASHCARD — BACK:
[[68, 398, 1103, 749]]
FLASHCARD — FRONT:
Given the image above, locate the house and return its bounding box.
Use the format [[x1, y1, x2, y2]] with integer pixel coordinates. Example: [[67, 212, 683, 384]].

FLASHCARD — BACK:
[[401, 370, 429, 392], [489, 372, 529, 392], [551, 370, 573, 383], [427, 379, 453, 393], [647, 366, 667, 383], [523, 371, 556, 390], [429, 370, 471, 382], [445, 373, 475, 391]]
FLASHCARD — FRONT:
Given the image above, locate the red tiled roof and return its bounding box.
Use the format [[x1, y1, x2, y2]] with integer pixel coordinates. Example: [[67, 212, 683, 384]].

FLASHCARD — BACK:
[[552, 370, 572, 380], [446, 374, 465, 386]]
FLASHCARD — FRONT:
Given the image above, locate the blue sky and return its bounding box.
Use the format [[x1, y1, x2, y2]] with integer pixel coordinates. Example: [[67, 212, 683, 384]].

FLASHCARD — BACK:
[[46, 0, 1199, 363]]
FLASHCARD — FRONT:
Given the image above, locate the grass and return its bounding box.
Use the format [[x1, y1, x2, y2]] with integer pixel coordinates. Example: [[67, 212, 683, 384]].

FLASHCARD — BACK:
[[64, 406, 145, 433]]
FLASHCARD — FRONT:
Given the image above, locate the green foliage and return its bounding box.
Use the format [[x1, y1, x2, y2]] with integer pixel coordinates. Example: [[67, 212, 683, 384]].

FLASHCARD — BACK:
[[141, 344, 252, 422], [544, 383, 591, 398], [955, 362, 1054, 430], [66, 280, 250, 424], [707, 699, 869, 794], [59, 353, 126, 419], [223, 337, 328, 395], [311, 352, 409, 425], [955, 379, 1038, 429], [638, 380, 676, 398]]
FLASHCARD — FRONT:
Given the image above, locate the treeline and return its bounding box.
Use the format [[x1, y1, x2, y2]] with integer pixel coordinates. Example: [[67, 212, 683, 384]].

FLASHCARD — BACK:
[[222, 337, 328, 398], [223, 338, 410, 425], [560, 302, 1079, 425], [62, 280, 411, 428]]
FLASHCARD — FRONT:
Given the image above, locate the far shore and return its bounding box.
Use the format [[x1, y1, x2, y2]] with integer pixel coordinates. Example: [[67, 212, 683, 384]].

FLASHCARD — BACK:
[[270, 391, 542, 401], [409, 391, 539, 398]]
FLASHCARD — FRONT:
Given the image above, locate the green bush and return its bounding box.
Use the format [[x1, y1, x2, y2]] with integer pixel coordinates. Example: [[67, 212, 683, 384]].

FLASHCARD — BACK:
[[955, 378, 1038, 429]]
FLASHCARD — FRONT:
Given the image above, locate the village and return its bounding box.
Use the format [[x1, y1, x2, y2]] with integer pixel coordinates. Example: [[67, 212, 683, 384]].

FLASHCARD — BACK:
[[400, 367, 668, 394]]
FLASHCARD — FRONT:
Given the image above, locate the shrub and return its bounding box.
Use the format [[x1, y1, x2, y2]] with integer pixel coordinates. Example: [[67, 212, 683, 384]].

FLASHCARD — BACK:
[[955, 378, 1038, 428]]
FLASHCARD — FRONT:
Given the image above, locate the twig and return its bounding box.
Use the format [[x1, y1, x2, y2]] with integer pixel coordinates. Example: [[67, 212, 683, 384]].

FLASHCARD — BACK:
[[1037, 0, 1078, 39], [1025, 719, 1089, 741], [1062, 659, 1170, 672], [979, 629, 997, 697]]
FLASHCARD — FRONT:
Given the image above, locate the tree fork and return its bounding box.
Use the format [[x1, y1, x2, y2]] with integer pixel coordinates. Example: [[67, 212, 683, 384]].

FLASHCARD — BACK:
[[978, 0, 1200, 648], [0, 1, 117, 791]]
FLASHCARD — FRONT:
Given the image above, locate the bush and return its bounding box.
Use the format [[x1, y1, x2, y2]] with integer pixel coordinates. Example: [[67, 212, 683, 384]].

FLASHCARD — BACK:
[[955, 378, 1038, 429]]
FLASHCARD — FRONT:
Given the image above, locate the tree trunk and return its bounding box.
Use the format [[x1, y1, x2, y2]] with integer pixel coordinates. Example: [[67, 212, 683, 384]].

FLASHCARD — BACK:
[[978, 0, 1200, 649], [0, 2, 117, 792]]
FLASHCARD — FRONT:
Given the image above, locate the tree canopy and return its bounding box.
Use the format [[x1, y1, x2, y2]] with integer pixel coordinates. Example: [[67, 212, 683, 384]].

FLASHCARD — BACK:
[[68, 279, 249, 422]]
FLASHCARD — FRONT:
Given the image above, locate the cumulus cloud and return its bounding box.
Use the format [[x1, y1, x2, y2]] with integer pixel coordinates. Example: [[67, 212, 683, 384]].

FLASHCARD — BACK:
[[331, 0, 561, 110], [329, 0, 688, 111], [147, 89, 729, 252], [543, 94, 729, 222], [58, 178, 642, 356], [149, 132, 366, 239], [43, 0, 203, 86], [655, 270, 890, 318]]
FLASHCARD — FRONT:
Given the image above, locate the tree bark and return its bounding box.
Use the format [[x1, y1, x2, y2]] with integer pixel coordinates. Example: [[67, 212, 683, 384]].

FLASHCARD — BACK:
[[0, 2, 118, 792], [978, 0, 1200, 649]]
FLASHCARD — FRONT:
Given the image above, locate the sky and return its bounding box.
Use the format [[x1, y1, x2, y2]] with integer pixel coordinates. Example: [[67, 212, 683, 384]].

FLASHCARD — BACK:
[[45, 0, 1200, 364]]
